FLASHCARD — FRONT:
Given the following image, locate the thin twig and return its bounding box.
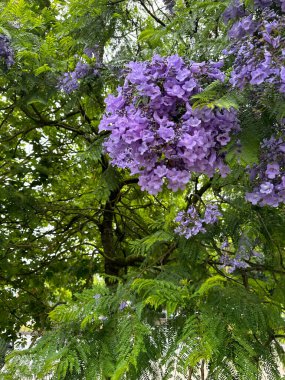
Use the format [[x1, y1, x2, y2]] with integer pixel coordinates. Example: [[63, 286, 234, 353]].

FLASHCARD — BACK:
[[138, 0, 166, 27]]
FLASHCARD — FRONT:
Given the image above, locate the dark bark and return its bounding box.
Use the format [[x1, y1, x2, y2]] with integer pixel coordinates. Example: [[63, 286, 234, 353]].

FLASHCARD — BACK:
[[99, 188, 123, 280], [98, 178, 139, 282]]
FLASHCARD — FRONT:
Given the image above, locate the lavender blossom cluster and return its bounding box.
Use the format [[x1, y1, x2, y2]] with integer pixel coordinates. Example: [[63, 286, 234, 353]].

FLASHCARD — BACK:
[[59, 61, 90, 93], [254, 0, 285, 9], [219, 239, 263, 273], [223, 0, 285, 23], [223, 1, 285, 92], [254, 0, 285, 12], [99, 55, 239, 194], [220, 253, 250, 273], [59, 47, 102, 93], [0, 34, 14, 68], [174, 204, 221, 239], [246, 135, 285, 206]]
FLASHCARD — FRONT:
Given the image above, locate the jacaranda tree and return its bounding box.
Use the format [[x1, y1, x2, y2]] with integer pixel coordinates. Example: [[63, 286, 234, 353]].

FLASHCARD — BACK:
[[0, 0, 285, 379]]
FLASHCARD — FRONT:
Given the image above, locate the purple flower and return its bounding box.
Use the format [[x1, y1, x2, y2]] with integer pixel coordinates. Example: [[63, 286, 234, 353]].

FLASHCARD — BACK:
[[164, 83, 185, 98], [250, 68, 269, 85], [93, 69, 100, 77], [208, 68, 225, 82], [203, 204, 221, 224], [265, 163, 280, 179], [154, 165, 168, 178], [59, 72, 79, 93], [175, 212, 184, 223], [84, 47, 97, 58], [188, 117, 201, 128], [74, 61, 90, 78], [158, 126, 175, 142], [245, 192, 262, 205], [167, 169, 189, 191], [228, 260, 249, 273], [280, 66, 285, 82], [241, 16, 256, 33], [176, 68, 191, 81], [221, 240, 229, 249], [216, 133, 231, 146], [167, 55, 184, 71], [138, 174, 163, 194], [246, 132, 285, 207], [105, 94, 125, 112], [127, 61, 147, 84], [254, 0, 273, 8], [222, 0, 247, 23], [84, 45, 102, 64], [260, 181, 274, 194], [263, 33, 281, 48], [261, 194, 279, 207], [119, 301, 128, 311], [182, 79, 197, 94], [228, 16, 256, 39], [138, 83, 161, 99]]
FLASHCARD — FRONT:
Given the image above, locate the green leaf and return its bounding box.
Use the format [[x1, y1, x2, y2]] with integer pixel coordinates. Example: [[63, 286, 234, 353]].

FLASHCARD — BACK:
[[34, 64, 52, 76]]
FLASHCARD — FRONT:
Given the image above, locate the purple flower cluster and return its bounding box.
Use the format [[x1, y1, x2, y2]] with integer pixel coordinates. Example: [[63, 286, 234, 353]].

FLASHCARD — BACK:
[[220, 253, 250, 273], [59, 46, 102, 93], [223, 0, 285, 23], [174, 203, 221, 239], [246, 135, 285, 207], [222, 0, 247, 24], [254, 0, 285, 11], [59, 61, 91, 93], [219, 239, 263, 273], [99, 55, 239, 194], [223, 2, 285, 92], [84, 45, 102, 64], [0, 34, 14, 68]]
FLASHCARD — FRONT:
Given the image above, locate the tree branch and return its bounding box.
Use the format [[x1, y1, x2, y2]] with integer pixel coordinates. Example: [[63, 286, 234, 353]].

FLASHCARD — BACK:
[[138, 0, 166, 27]]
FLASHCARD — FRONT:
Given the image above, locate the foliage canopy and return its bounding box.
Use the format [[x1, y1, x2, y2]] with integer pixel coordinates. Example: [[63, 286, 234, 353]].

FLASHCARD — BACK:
[[0, 0, 285, 379]]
